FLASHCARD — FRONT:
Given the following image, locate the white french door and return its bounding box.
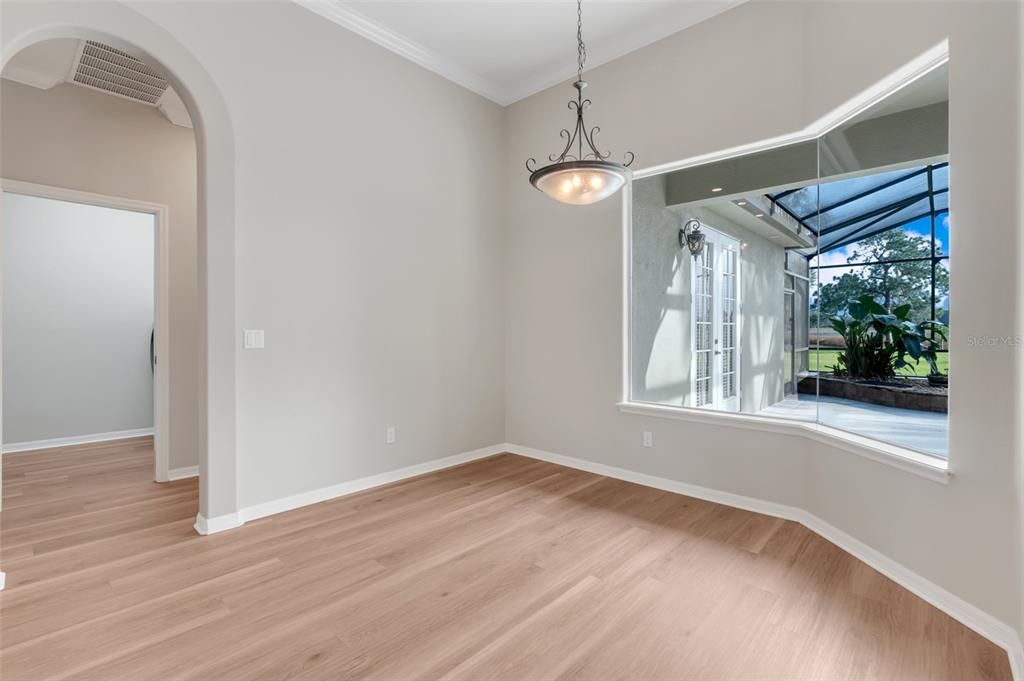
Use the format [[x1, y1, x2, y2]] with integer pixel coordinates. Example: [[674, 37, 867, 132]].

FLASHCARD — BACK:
[[690, 227, 741, 412]]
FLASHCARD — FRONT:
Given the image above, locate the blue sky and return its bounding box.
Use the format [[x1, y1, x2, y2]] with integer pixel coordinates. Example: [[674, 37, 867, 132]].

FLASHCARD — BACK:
[[812, 211, 949, 286]]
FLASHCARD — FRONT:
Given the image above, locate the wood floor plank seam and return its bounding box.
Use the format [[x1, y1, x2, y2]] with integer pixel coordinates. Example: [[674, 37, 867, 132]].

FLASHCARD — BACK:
[[0, 442, 1012, 681]]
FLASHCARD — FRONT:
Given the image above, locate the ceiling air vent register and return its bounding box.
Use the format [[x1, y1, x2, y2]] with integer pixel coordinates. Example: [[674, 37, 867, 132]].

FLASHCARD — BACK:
[[71, 40, 169, 105]]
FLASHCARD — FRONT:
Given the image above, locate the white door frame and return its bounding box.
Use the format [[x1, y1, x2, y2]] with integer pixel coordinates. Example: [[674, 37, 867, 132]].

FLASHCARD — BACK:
[[1, 178, 172, 482], [689, 225, 742, 412]]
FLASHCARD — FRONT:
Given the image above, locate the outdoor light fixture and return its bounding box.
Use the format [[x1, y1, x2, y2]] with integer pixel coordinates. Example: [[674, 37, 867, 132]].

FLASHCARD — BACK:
[[526, 0, 634, 205], [680, 219, 706, 257]]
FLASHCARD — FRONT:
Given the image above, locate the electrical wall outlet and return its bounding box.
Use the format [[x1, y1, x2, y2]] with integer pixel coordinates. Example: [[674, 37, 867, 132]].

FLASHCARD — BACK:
[[385, 427, 396, 444], [642, 431, 653, 448], [243, 329, 265, 349]]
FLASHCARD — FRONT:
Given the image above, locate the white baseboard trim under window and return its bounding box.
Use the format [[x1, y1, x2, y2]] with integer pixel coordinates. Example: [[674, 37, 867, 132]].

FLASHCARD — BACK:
[[168, 465, 199, 481], [500, 442, 1024, 681], [2, 428, 154, 454]]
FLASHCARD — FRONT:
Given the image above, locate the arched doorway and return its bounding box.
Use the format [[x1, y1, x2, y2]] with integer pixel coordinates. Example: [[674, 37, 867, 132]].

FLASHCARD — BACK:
[[0, 1, 238, 539]]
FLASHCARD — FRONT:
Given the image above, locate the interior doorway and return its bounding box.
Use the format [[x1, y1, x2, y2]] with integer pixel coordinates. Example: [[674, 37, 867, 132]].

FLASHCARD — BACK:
[[1, 181, 171, 481]]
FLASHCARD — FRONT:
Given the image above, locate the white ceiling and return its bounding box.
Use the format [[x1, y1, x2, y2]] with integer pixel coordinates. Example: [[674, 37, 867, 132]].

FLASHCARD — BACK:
[[1, 38, 192, 128], [296, 0, 746, 105]]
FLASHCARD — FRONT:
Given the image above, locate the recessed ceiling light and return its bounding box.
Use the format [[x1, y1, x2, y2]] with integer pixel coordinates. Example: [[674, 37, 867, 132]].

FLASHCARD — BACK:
[[711, 187, 723, 193], [755, 213, 765, 218], [737, 200, 747, 206]]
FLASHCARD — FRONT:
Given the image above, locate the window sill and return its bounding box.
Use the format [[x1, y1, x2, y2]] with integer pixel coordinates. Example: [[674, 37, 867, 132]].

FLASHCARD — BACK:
[[616, 401, 951, 485]]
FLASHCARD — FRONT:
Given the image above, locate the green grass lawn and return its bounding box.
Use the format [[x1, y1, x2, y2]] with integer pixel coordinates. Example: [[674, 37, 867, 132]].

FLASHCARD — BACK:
[[808, 349, 949, 377]]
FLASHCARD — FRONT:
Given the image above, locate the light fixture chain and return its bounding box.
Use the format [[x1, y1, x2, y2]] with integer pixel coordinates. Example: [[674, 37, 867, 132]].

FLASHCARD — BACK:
[[576, 0, 586, 84]]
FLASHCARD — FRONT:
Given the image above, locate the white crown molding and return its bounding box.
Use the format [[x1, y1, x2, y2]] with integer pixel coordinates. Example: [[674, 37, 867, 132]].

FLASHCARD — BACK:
[[1, 63, 64, 90], [502, 0, 747, 105], [292, 0, 509, 105], [291, 1, 746, 107], [502, 443, 1023, 681]]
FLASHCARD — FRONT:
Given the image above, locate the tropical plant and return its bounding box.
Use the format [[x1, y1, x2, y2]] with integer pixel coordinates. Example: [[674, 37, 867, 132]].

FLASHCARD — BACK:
[[829, 295, 947, 380]]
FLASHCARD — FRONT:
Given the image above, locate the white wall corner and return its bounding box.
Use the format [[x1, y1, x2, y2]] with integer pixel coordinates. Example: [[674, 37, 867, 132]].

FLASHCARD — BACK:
[[193, 511, 243, 536], [168, 465, 199, 481], [502, 442, 1021, 676]]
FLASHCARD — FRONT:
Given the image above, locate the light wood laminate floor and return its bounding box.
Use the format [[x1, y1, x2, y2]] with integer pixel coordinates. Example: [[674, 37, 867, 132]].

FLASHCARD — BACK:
[[0, 439, 1011, 680]]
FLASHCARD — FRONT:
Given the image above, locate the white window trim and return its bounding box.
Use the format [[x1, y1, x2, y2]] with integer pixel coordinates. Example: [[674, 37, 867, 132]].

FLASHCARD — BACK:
[[616, 401, 949, 484], [620, 41, 951, 486]]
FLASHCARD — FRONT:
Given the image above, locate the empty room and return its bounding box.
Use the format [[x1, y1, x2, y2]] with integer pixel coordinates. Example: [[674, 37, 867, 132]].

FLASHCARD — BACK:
[[0, 1, 1021, 680]]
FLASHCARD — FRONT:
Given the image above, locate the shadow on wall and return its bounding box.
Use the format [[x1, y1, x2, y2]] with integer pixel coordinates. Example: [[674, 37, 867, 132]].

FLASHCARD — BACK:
[[631, 175, 689, 405], [630, 174, 785, 413]]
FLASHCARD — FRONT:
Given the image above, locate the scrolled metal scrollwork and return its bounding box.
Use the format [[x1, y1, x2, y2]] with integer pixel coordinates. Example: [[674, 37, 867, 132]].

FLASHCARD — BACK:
[[523, 0, 634, 194]]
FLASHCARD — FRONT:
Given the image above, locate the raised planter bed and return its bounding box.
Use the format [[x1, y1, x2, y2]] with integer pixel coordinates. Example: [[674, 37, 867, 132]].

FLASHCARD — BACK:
[[798, 374, 947, 413]]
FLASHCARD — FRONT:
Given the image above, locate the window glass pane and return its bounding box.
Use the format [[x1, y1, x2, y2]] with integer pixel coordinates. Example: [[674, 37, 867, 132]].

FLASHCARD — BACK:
[[817, 167, 916, 213], [629, 61, 948, 459], [821, 197, 931, 252], [817, 172, 929, 231], [935, 210, 950, 256], [814, 61, 948, 459]]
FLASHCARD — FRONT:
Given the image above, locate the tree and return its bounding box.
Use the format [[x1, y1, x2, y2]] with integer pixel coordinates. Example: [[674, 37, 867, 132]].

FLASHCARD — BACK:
[[813, 229, 947, 322]]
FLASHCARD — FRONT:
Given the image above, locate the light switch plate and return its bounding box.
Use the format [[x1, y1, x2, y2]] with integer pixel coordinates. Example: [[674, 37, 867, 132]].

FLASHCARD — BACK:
[[385, 427, 396, 444], [243, 329, 265, 349]]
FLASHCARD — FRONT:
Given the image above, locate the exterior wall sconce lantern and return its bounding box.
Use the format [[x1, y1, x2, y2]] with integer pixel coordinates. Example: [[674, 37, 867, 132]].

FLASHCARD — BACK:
[[680, 219, 706, 257]]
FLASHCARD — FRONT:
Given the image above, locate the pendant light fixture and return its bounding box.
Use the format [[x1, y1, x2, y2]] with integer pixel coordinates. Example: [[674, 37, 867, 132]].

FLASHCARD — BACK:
[[526, 0, 634, 205]]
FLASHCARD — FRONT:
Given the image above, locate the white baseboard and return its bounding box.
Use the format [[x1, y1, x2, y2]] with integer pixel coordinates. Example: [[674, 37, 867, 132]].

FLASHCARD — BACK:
[[502, 443, 1024, 680], [1011, 646, 1024, 681], [168, 465, 199, 481], [193, 511, 243, 535], [191, 443, 507, 537], [177, 438, 1023, 680], [239, 443, 507, 523], [3, 428, 154, 454]]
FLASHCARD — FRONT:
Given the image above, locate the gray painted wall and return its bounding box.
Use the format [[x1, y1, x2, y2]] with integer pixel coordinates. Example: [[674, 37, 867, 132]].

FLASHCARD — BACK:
[[1, 80, 198, 469], [126, 0, 509, 509], [631, 175, 784, 412], [505, 0, 1021, 634], [2, 193, 154, 444]]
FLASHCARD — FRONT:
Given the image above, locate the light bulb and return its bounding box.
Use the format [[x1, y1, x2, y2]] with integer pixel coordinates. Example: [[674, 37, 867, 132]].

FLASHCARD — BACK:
[[531, 163, 629, 205]]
